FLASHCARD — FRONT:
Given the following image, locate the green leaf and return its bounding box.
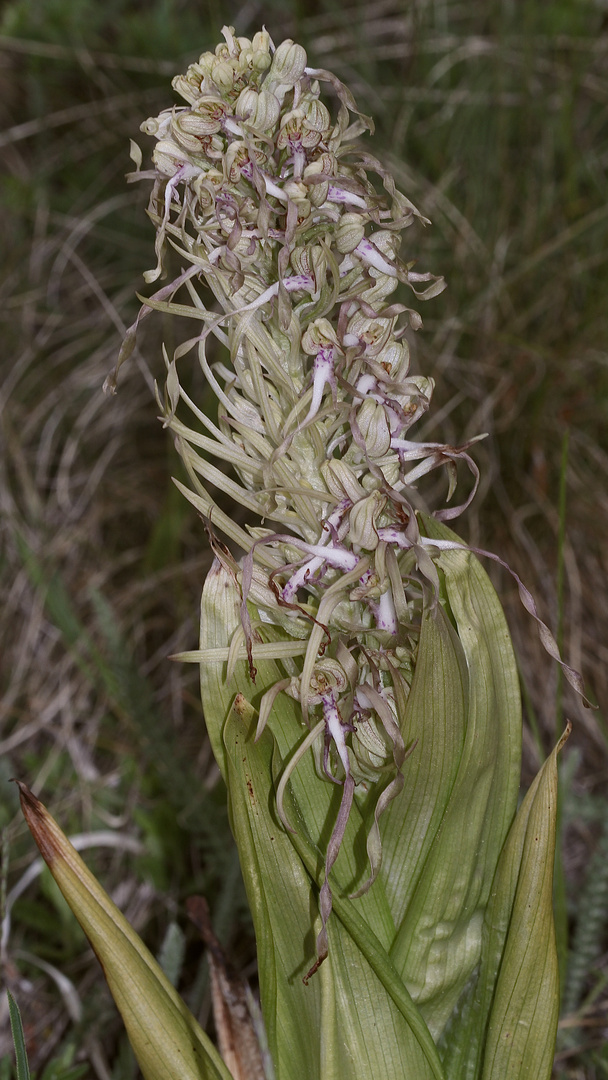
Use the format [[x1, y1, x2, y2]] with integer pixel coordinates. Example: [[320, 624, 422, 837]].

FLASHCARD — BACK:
[[479, 728, 564, 1080], [223, 701, 444, 1080], [7, 991, 31, 1080], [441, 729, 566, 1080], [200, 558, 445, 1080], [199, 559, 396, 946], [17, 784, 232, 1080], [382, 516, 521, 1038], [379, 596, 468, 928]]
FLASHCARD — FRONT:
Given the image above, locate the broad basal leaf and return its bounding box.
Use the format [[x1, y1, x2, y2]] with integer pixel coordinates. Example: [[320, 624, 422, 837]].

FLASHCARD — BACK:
[[200, 558, 446, 1080], [382, 516, 521, 1039], [223, 701, 444, 1080]]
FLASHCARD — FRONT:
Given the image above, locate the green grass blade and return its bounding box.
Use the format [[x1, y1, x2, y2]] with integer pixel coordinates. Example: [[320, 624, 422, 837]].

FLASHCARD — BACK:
[[14, 533, 114, 691], [7, 991, 31, 1080], [554, 429, 570, 998], [555, 428, 570, 739]]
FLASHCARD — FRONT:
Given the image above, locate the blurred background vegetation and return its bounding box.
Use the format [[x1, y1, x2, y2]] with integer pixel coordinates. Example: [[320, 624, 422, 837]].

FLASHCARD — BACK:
[[0, 1, 606, 1076]]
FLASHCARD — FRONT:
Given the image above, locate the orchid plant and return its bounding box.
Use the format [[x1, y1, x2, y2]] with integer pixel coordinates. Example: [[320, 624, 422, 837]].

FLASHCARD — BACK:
[[16, 26, 589, 1080]]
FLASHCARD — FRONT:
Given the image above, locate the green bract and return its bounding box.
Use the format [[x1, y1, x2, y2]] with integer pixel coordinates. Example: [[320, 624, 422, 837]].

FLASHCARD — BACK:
[[20, 25, 579, 1080]]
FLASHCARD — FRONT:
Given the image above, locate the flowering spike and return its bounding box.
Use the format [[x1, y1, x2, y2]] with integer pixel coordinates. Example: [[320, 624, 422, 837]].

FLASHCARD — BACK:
[[123, 26, 586, 982]]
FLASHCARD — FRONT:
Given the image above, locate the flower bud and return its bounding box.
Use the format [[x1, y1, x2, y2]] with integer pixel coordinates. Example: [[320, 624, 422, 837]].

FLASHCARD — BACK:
[[236, 88, 280, 132], [267, 40, 307, 89], [251, 30, 272, 71], [336, 213, 366, 254], [196, 51, 216, 80], [356, 398, 391, 458], [321, 460, 365, 503], [349, 492, 386, 550], [211, 59, 236, 93], [302, 318, 339, 355]]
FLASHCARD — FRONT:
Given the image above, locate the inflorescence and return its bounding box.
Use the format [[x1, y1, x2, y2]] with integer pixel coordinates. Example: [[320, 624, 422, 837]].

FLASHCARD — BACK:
[[121, 26, 497, 976]]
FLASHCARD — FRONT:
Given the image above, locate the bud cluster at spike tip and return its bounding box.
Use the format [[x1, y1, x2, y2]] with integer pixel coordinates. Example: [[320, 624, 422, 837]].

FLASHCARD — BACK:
[[130, 26, 483, 970]]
